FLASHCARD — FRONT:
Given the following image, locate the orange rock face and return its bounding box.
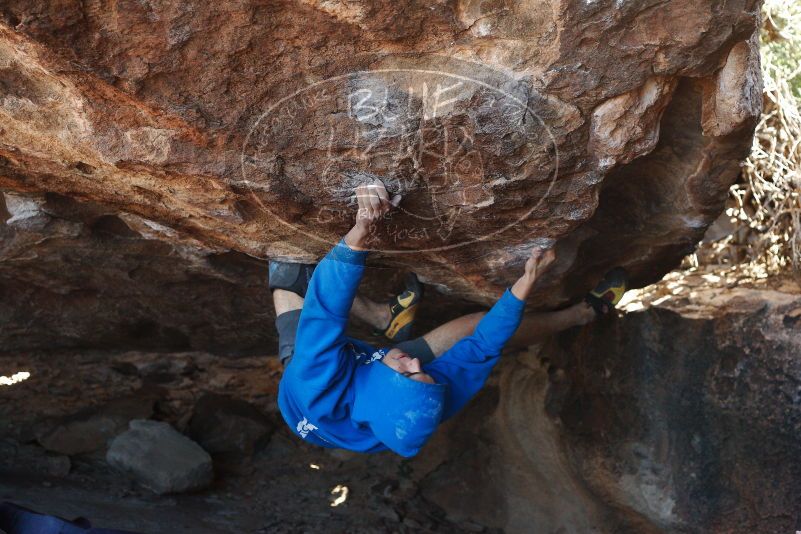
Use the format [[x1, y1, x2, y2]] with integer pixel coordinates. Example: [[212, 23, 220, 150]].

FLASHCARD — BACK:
[[0, 1, 760, 346], [2, 5, 791, 532], [419, 283, 801, 532]]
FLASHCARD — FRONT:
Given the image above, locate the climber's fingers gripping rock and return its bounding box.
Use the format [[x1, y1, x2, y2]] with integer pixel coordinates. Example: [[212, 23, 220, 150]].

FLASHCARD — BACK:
[[511, 247, 556, 301], [354, 180, 401, 228], [524, 247, 556, 283]]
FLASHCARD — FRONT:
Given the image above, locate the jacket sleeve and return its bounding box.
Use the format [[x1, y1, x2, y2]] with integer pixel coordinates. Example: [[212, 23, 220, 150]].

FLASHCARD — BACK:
[[288, 239, 368, 389], [424, 289, 525, 420]]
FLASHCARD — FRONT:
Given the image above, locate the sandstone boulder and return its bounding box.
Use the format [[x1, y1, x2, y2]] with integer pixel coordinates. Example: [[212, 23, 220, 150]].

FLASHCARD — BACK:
[[0, 0, 762, 355], [417, 283, 801, 533], [0, 3, 778, 529], [106, 419, 213, 495]]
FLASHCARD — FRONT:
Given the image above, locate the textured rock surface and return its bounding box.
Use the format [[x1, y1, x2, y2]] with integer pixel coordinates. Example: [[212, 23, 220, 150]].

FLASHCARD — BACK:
[[106, 419, 213, 495], [0, 0, 762, 351], [2, 283, 798, 532], [0, 349, 479, 532], [417, 281, 801, 532], [36, 393, 155, 455], [0, 2, 782, 530], [0, 191, 277, 354], [0, 439, 71, 478], [187, 393, 274, 457]]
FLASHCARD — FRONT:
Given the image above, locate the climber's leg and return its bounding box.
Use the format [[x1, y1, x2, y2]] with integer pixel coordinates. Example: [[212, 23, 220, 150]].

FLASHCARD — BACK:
[[273, 288, 304, 316], [270, 261, 314, 367], [418, 269, 628, 359], [420, 312, 486, 358], [273, 289, 406, 366], [270, 269, 389, 328], [272, 284, 387, 363], [419, 302, 596, 358], [350, 295, 392, 331], [505, 302, 595, 349], [270, 260, 416, 364], [273, 289, 304, 367]]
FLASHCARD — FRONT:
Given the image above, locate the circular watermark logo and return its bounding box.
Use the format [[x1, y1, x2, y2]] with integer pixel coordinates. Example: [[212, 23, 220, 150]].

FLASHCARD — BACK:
[[241, 55, 559, 254]]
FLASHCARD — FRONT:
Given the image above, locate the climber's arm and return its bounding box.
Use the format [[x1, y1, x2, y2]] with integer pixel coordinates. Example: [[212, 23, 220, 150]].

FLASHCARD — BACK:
[[289, 239, 366, 384], [510, 248, 555, 301], [343, 181, 402, 250], [289, 181, 400, 384], [424, 248, 555, 419]]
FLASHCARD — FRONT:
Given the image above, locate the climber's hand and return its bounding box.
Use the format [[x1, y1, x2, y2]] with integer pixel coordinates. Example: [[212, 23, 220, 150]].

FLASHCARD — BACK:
[[345, 179, 401, 250], [354, 179, 400, 228], [511, 247, 556, 301], [524, 248, 555, 281]]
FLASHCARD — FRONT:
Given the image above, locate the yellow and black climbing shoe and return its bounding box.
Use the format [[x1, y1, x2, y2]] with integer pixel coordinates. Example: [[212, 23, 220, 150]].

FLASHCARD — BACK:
[[377, 273, 424, 343], [585, 267, 628, 315]]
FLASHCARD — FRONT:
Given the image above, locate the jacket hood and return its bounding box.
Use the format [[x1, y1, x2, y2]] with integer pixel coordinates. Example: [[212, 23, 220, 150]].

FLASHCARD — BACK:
[[351, 355, 446, 457]]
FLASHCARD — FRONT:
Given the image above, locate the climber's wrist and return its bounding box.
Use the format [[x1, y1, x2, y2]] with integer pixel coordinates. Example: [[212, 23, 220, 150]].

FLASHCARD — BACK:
[[344, 224, 370, 251], [511, 274, 535, 301]]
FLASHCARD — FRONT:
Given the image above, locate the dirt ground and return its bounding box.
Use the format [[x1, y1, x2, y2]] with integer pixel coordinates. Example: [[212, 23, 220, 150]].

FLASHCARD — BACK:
[[0, 346, 503, 533], [0, 257, 505, 534]]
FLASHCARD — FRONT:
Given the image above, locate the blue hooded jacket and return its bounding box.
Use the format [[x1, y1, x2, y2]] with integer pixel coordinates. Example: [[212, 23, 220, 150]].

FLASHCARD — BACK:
[[277, 240, 526, 457]]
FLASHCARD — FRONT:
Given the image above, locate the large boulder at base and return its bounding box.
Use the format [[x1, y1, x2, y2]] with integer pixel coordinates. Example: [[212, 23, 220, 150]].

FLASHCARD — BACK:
[[415, 283, 801, 533], [106, 419, 213, 495], [0, 0, 761, 352]]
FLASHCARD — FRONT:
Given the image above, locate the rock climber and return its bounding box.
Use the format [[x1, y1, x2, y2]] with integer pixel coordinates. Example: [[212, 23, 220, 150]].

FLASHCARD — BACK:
[[270, 180, 627, 457]]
